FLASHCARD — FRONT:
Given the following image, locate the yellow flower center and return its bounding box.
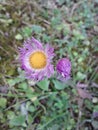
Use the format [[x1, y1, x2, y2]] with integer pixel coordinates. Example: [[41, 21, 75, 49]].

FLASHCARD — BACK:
[[29, 51, 47, 69]]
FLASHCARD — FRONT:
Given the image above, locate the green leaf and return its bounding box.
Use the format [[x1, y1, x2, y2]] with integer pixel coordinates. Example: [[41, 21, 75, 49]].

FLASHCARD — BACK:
[[7, 79, 16, 86], [73, 29, 85, 40], [7, 111, 15, 119], [15, 34, 23, 40], [42, 34, 50, 42], [57, 0, 66, 5], [7, 76, 25, 87], [32, 25, 44, 33], [51, 16, 61, 27], [0, 98, 7, 108], [27, 114, 34, 124], [53, 80, 66, 90], [37, 79, 50, 91], [28, 106, 35, 112], [77, 72, 86, 80], [18, 82, 28, 90], [9, 115, 26, 126], [94, 105, 98, 111], [22, 27, 32, 37], [92, 120, 98, 129]]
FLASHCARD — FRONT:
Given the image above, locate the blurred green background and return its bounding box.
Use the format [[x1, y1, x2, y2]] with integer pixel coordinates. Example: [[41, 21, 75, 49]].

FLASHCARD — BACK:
[[0, 0, 98, 130]]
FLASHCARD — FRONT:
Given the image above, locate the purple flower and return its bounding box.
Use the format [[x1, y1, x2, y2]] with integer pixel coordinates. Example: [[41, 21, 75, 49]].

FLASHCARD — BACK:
[[56, 58, 71, 81], [19, 37, 54, 81]]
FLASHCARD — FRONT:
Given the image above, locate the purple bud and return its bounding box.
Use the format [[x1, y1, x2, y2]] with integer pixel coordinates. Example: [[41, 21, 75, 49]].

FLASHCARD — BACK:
[[56, 58, 71, 81]]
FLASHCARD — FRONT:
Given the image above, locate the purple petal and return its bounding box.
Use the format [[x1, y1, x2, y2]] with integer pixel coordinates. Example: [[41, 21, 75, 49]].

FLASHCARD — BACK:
[[31, 37, 43, 49], [46, 64, 54, 78], [45, 44, 55, 58]]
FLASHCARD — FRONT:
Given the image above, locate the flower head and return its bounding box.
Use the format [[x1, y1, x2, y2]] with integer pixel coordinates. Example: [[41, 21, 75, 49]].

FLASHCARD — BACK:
[[56, 58, 71, 81], [19, 37, 54, 81]]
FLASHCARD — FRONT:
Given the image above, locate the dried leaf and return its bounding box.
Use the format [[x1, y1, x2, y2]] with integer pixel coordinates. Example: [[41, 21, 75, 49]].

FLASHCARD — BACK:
[[77, 88, 92, 99]]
